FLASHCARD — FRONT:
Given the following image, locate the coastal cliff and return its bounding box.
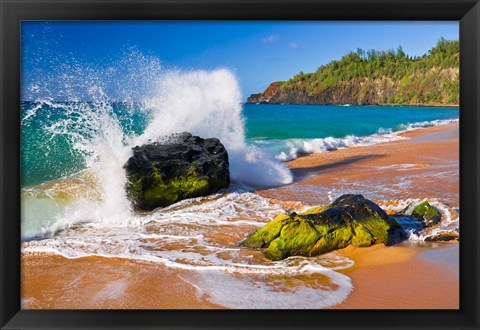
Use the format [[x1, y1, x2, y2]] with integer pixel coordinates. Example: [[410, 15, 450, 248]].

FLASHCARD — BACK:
[[247, 39, 459, 106]]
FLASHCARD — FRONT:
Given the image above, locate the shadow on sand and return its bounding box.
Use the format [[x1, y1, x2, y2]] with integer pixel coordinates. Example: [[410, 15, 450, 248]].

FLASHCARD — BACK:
[[290, 154, 386, 182]]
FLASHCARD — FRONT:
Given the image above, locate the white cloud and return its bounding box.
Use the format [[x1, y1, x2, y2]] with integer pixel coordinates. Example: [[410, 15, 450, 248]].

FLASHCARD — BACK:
[[262, 34, 279, 44], [289, 42, 298, 49]]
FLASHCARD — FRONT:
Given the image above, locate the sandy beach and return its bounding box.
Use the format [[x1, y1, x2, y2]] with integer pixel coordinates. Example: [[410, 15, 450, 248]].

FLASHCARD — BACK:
[[21, 122, 459, 309]]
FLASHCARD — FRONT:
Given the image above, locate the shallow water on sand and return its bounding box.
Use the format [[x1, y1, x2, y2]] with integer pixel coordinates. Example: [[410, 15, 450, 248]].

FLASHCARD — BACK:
[[23, 182, 359, 309]]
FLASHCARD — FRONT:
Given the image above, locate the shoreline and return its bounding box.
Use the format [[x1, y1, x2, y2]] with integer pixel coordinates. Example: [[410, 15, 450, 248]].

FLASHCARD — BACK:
[[258, 121, 459, 207], [21, 121, 459, 309]]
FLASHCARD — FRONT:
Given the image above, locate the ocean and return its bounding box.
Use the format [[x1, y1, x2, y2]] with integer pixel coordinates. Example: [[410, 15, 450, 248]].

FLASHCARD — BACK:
[[244, 104, 459, 161], [22, 102, 459, 188], [21, 69, 459, 309]]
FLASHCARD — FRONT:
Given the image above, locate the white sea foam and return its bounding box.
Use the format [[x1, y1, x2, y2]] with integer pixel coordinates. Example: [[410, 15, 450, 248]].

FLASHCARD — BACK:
[[267, 118, 458, 162], [378, 199, 459, 241], [194, 260, 353, 309], [394, 118, 458, 131]]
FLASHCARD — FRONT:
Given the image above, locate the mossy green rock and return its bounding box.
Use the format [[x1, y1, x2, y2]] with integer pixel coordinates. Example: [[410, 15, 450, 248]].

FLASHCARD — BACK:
[[411, 201, 442, 227], [241, 194, 402, 260], [124, 132, 230, 210]]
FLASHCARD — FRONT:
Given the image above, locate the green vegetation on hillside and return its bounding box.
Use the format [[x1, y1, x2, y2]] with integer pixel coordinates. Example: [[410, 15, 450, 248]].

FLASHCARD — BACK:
[[270, 38, 459, 105]]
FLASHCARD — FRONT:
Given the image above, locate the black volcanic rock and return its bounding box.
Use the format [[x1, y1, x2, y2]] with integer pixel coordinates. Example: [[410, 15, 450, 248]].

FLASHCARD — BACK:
[[124, 132, 230, 210]]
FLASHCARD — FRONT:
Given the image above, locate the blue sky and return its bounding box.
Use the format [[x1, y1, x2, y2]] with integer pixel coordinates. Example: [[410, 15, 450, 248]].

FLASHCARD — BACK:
[[22, 21, 459, 101]]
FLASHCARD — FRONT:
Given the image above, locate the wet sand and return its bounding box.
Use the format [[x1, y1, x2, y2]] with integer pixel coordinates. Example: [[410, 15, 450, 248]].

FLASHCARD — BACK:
[[21, 252, 225, 309], [332, 242, 459, 309], [21, 122, 459, 309]]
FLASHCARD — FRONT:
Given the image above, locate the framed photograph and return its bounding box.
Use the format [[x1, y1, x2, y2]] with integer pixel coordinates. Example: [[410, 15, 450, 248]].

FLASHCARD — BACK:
[[1, 0, 479, 329]]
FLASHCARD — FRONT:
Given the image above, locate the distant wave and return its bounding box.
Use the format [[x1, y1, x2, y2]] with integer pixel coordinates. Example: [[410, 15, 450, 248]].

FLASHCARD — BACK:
[[253, 118, 458, 162]]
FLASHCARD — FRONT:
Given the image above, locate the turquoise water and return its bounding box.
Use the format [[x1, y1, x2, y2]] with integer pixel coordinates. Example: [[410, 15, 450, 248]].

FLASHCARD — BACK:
[[21, 101, 148, 187], [244, 104, 458, 140], [21, 102, 458, 187]]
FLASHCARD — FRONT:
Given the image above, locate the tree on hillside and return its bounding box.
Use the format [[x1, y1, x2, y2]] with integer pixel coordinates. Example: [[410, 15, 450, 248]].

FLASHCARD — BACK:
[[274, 38, 459, 105]]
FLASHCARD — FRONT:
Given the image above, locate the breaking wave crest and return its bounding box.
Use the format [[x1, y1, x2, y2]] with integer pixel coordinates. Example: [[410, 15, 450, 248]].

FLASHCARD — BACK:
[[22, 52, 292, 240]]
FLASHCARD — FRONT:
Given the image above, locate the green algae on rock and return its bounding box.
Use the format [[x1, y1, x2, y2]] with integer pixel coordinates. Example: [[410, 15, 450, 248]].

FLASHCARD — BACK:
[[124, 132, 230, 211], [241, 194, 403, 260], [411, 201, 442, 227]]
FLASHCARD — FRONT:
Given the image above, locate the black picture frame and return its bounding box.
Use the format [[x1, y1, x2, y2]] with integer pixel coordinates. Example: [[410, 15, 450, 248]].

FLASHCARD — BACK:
[[1, 0, 479, 329]]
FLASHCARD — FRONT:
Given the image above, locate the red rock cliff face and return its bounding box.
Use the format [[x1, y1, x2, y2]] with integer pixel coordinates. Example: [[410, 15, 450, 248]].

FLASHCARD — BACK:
[[246, 81, 313, 104], [246, 82, 281, 103], [263, 82, 281, 99]]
